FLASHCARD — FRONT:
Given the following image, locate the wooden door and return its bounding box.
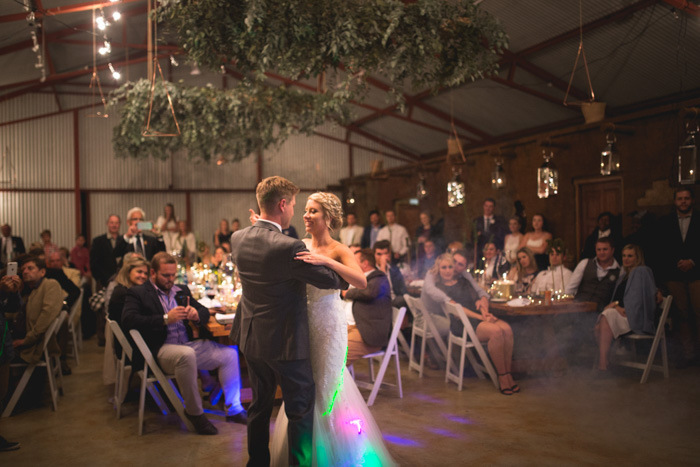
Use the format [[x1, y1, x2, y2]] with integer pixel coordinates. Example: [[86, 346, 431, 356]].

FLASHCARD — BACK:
[[575, 177, 623, 261]]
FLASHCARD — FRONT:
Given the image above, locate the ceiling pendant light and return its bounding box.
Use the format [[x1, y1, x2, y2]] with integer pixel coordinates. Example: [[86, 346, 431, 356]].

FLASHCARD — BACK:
[[600, 130, 620, 176], [416, 173, 428, 200], [345, 187, 356, 206], [447, 167, 465, 207], [537, 149, 558, 199], [491, 158, 505, 189], [678, 119, 698, 185]]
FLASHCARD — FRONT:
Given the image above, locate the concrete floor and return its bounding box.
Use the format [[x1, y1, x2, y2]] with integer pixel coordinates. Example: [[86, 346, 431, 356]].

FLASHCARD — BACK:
[[1, 338, 699, 466]]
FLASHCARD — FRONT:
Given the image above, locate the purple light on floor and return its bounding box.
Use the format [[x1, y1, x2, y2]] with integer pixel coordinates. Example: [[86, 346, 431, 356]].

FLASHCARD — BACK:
[[411, 393, 444, 404], [427, 427, 462, 439], [444, 414, 475, 425], [383, 434, 422, 447]]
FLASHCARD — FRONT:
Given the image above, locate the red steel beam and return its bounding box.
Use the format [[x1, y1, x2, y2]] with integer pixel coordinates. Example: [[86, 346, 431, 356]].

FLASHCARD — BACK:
[[661, 0, 700, 16], [489, 75, 571, 108], [0, 0, 144, 23]]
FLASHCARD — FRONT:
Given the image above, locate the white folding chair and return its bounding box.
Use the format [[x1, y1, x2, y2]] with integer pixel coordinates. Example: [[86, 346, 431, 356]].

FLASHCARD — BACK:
[[442, 302, 499, 391], [129, 329, 195, 435], [615, 295, 672, 384], [2, 310, 67, 418], [404, 294, 448, 377], [351, 307, 406, 406], [106, 318, 134, 419], [66, 289, 84, 365]]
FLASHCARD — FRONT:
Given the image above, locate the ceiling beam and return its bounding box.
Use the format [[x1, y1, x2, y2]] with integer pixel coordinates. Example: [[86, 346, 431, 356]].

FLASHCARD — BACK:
[[660, 0, 700, 16], [489, 75, 573, 108], [0, 0, 144, 23]]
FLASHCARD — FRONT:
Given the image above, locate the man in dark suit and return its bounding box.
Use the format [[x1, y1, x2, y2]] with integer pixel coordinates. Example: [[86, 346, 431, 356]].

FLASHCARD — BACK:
[[373, 240, 408, 309], [344, 248, 392, 365], [0, 224, 25, 268], [230, 176, 346, 466], [122, 252, 246, 435], [360, 210, 384, 249], [656, 187, 700, 364], [122, 207, 165, 261], [90, 214, 127, 289], [472, 198, 507, 252]]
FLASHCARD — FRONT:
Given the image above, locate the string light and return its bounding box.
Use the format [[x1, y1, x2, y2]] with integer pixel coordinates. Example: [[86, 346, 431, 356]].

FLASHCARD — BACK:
[[112, 11, 122, 21], [98, 41, 111, 55], [96, 13, 108, 31], [170, 55, 179, 66], [108, 63, 121, 80]]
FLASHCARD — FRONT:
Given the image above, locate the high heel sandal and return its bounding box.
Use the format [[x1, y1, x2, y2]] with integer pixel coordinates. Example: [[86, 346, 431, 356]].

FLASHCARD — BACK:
[[498, 374, 513, 396], [505, 373, 520, 393]]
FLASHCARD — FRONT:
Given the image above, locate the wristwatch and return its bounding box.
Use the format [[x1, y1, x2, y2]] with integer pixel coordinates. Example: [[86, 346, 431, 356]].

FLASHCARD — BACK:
[[163, 314, 169, 325]]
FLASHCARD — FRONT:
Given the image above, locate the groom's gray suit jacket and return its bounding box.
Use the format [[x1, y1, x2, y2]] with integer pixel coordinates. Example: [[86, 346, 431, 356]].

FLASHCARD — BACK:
[[230, 220, 347, 360]]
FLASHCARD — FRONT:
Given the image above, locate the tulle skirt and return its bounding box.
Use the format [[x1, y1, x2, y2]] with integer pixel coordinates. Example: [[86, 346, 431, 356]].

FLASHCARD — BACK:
[[270, 367, 396, 467]]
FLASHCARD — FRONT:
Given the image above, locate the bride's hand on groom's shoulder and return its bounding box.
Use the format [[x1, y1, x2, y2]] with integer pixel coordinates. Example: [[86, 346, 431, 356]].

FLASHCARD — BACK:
[[295, 250, 328, 266]]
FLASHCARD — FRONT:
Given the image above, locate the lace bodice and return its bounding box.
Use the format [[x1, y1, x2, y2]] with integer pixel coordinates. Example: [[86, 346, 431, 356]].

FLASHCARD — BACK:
[[306, 285, 347, 413]]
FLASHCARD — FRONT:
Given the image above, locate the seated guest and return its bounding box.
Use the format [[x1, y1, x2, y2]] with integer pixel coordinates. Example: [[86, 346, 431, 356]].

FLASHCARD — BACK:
[[210, 246, 226, 270], [107, 255, 150, 359], [12, 257, 66, 366], [530, 241, 572, 294], [40, 229, 59, 257], [414, 239, 438, 279], [507, 247, 539, 295], [123, 207, 166, 261], [70, 235, 90, 277], [477, 242, 510, 285], [595, 244, 657, 372], [373, 240, 408, 309], [46, 251, 81, 375], [519, 213, 552, 270], [213, 219, 231, 249], [429, 253, 518, 395], [1, 273, 22, 414], [122, 252, 246, 434], [230, 218, 241, 234], [172, 220, 197, 266], [199, 244, 213, 266], [566, 237, 620, 312], [343, 249, 392, 364], [503, 217, 524, 265], [339, 213, 364, 247]]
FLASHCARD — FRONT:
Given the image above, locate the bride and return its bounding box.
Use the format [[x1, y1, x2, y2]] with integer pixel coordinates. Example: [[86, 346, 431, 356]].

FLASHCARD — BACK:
[[269, 192, 396, 466]]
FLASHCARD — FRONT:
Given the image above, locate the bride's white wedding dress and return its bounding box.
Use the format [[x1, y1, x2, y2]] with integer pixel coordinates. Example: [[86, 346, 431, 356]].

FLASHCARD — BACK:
[[270, 285, 396, 466]]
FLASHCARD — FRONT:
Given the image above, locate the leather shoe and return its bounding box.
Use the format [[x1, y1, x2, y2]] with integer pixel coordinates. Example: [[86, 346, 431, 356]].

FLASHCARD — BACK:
[[60, 361, 72, 376], [0, 436, 20, 452], [226, 410, 248, 425], [186, 413, 218, 435]]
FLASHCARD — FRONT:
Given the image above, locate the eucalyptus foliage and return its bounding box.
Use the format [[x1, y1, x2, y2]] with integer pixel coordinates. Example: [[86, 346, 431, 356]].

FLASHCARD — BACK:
[[113, 0, 507, 162]]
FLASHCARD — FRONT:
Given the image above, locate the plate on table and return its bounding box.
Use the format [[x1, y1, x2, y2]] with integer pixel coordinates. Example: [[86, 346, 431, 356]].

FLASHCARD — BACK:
[[506, 298, 531, 307], [490, 298, 507, 303]]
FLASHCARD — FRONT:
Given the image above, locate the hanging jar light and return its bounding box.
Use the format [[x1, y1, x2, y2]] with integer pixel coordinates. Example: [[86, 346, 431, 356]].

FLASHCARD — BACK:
[[345, 187, 356, 205], [416, 173, 428, 200], [600, 130, 620, 176], [678, 120, 698, 185], [537, 149, 559, 199], [491, 158, 506, 189], [447, 167, 465, 207]]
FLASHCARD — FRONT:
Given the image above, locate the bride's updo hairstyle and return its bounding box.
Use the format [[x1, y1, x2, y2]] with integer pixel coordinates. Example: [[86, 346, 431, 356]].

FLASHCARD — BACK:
[[308, 192, 344, 232]]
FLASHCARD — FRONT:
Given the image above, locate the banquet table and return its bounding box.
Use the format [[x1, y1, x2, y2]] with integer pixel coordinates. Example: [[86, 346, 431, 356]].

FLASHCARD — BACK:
[[490, 299, 598, 374]]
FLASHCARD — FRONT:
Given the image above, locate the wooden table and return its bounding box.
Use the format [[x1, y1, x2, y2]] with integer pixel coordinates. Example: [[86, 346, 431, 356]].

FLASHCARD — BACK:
[[490, 300, 598, 374], [207, 314, 233, 338]]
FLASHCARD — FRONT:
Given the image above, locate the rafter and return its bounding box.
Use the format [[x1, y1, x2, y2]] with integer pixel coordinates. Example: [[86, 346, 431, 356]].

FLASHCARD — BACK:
[[0, 0, 144, 23]]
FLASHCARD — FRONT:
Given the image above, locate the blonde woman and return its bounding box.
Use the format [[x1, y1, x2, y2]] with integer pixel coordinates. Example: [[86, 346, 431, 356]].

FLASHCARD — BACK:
[[507, 247, 539, 295]]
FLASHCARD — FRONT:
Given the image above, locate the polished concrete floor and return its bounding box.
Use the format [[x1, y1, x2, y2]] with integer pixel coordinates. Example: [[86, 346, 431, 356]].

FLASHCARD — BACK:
[[1, 337, 699, 466]]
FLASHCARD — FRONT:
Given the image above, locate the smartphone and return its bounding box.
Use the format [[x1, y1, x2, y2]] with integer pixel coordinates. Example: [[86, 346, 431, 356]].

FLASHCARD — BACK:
[[175, 290, 189, 307], [6, 261, 17, 276], [137, 221, 153, 231]]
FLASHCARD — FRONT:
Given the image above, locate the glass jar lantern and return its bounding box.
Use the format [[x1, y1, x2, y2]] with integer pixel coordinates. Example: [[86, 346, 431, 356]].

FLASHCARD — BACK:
[[537, 150, 558, 199], [491, 160, 505, 189], [678, 122, 698, 185], [600, 133, 620, 176]]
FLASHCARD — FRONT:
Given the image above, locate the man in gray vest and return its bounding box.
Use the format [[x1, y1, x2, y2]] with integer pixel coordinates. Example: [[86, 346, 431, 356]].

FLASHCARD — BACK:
[[566, 237, 620, 312]]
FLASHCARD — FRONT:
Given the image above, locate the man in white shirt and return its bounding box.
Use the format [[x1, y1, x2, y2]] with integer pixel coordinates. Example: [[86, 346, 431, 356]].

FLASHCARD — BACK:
[[376, 210, 410, 264], [531, 244, 573, 294], [566, 237, 620, 312], [0, 224, 25, 268], [123, 207, 165, 261], [338, 213, 364, 247]]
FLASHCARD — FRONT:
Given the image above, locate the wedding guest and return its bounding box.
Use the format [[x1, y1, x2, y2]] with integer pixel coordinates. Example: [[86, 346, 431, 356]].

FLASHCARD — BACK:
[[199, 244, 213, 266], [376, 210, 410, 264], [503, 217, 524, 265], [210, 246, 226, 270], [566, 237, 620, 312], [282, 225, 299, 239], [213, 219, 231, 249], [40, 229, 59, 257], [476, 242, 509, 284], [531, 241, 572, 294], [172, 220, 197, 266], [107, 255, 150, 357], [1, 224, 25, 268], [70, 235, 90, 277], [91, 214, 127, 289], [473, 198, 507, 251], [123, 207, 166, 261], [0, 273, 21, 451], [361, 210, 384, 249], [415, 211, 444, 253], [415, 239, 438, 279], [373, 240, 408, 308], [156, 203, 178, 251], [428, 253, 518, 395], [507, 247, 539, 295], [230, 218, 241, 234], [519, 213, 552, 270], [595, 244, 657, 372], [581, 212, 622, 260], [339, 213, 364, 247]]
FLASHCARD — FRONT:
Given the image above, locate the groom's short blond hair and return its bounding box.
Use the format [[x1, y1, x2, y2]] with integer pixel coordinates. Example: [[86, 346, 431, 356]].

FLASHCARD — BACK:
[[256, 176, 300, 214]]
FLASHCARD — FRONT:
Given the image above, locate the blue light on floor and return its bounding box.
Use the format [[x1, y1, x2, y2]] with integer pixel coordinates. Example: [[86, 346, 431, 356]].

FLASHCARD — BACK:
[[383, 434, 422, 447], [411, 393, 444, 404], [444, 414, 475, 425], [427, 427, 462, 439]]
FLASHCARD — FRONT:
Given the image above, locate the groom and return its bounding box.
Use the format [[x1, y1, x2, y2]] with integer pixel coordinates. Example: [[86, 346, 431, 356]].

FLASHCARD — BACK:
[[230, 176, 347, 466]]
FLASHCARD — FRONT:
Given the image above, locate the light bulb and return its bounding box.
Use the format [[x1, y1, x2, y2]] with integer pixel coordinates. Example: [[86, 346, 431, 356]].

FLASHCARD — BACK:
[[112, 11, 121, 21]]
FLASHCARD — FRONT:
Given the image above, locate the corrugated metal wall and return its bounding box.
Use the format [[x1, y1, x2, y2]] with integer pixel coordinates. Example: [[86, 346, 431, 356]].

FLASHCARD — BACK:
[[0, 191, 76, 251], [189, 193, 258, 246]]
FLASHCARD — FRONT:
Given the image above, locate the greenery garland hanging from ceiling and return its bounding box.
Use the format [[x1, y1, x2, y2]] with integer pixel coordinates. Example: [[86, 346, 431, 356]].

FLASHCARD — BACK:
[[111, 0, 508, 163]]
